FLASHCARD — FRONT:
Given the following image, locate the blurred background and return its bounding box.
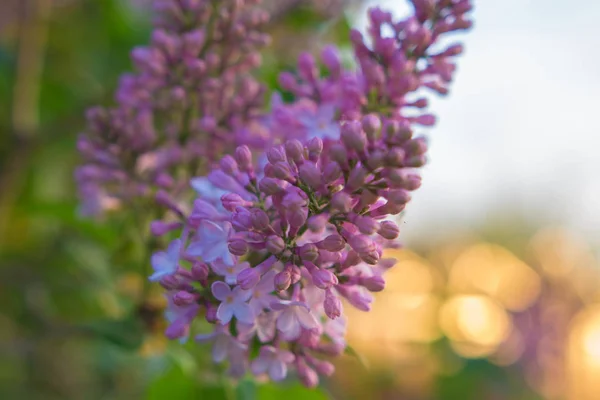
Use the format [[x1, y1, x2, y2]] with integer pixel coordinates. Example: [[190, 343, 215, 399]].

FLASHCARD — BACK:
[[1, 0, 600, 399]]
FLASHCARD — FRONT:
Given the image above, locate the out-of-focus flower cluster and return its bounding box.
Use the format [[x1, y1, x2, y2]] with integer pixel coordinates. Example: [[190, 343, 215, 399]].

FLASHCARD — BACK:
[[78, 0, 473, 386], [75, 0, 270, 216]]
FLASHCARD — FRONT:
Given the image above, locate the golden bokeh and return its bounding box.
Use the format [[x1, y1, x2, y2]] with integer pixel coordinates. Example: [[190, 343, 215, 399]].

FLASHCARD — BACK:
[[449, 244, 541, 311]]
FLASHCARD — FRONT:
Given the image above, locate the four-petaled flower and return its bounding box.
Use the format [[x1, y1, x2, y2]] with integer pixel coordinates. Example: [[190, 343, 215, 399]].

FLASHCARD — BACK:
[[196, 325, 248, 363], [212, 259, 249, 285], [187, 220, 234, 265], [298, 103, 340, 140], [251, 345, 295, 381], [149, 239, 181, 281], [212, 281, 255, 324], [271, 300, 320, 340]]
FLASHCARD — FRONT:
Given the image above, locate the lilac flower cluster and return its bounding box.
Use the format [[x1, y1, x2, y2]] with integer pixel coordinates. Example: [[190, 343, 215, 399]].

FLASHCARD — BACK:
[[147, 0, 473, 386], [75, 0, 270, 216]]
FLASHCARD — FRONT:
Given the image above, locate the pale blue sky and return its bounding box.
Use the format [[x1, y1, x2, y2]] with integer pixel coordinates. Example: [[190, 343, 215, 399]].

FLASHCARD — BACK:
[[357, 0, 600, 242]]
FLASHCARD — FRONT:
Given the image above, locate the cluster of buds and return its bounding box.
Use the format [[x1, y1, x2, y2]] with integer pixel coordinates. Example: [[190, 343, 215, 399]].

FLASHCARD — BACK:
[[146, 0, 473, 386], [75, 0, 270, 216], [77, 0, 473, 387]]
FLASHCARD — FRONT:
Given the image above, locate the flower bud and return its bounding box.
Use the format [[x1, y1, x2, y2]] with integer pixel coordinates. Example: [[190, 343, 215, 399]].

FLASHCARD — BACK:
[[307, 137, 323, 160], [173, 290, 196, 306], [354, 215, 380, 235], [287, 208, 307, 228], [312, 269, 338, 290], [386, 189, 411, 205], [329, 144, 348, 167], [324, 289, 342, 319], [278, 72, 297, 91], [272, 162, 294, 181], [308, 215, 328, 233], [205, 304, 218, 324], [361, 275, 386, 292], [274, 270, 292, 291], [299, 163, 322, 189], [237, 268, 260, 290], [321, 234, 346, 252], [298, 243, 319, 262], [165, 320, 188, 340], [322, 162, 342, 183], [160, 275, 179, 290], [405, 155, 427, 167], [346, 166, 367, 191], [183, 29, 205, 57], [378, 220, 400, 239], [312, 359, 336, 376], [298, 52, 317, 81], [285, 139, 304, 163], [341, 121, 367, 152], [297, 359, 319, 388], [228, 239, 248, 256], [235, 145, 253, 171], [290, 265, 302, 285], [191, 262, 209, 281], [384, 148, 405, 167], [331, 191, 353, 213], [321, 45, 341, 76], [259, 177, 283, 195], [341, 250, 361, 269], [251, 209, 270, 231], [219, 155, 239, 176], [338, 286, 372, 312], [366, 150, 385, 170], [361, 114, 381, 139], [221, 193, 248, 212], [266, 235, 286, 254], [267, 146, 287, 164]]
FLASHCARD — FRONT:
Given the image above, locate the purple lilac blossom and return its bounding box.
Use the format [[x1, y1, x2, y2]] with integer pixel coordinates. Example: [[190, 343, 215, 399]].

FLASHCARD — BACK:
[[80, 0, 473, 388], [75, 0, 270, 216]]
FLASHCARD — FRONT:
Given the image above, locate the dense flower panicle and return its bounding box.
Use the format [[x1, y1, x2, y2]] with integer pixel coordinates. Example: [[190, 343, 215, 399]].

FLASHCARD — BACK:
[[149, 0, 472, 382], [80, 0, 473, 387], [75, 0, 270, 216]]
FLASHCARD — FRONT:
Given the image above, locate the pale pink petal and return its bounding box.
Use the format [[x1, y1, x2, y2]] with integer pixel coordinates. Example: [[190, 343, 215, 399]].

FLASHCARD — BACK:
[[282, 319, 301, 340], [276, 308, 294, 332], [296, 307, 319, 330]]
